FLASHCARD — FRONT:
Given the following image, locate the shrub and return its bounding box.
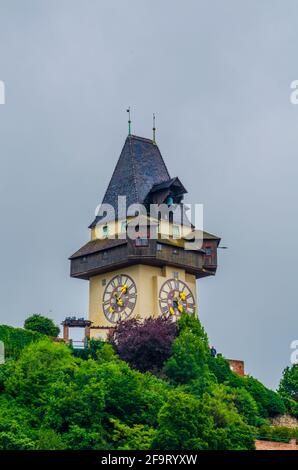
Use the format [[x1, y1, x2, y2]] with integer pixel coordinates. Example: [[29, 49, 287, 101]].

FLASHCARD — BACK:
[[108, 316, 177, 373], [244, 376, 285, 418], [0, 324, 44, 359], [258, 423, 298, 443], [208, 354, 233, 383], [71, 339, 115, 362]]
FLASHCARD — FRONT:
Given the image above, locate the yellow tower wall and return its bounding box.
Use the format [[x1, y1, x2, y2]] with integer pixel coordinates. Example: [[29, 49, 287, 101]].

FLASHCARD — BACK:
[[89, 264, 197, 339]]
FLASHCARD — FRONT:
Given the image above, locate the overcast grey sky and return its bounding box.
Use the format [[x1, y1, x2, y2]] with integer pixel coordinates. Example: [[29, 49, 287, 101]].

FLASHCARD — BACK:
[[0, 0, 297, 389]]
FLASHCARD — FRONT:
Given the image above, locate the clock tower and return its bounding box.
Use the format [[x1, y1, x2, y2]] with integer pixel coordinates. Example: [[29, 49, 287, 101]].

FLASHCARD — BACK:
[[69, 134, 220, 339]]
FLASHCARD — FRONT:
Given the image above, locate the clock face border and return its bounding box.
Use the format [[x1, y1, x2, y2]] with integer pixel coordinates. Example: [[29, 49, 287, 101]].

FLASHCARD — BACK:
[[159, 278, 196, 319], [102, 274, 137, 324]]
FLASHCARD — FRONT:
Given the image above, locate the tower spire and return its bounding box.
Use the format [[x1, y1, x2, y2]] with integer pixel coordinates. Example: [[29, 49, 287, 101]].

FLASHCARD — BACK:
[[126, 107, 131, 136], [152, 113, 156, 144]]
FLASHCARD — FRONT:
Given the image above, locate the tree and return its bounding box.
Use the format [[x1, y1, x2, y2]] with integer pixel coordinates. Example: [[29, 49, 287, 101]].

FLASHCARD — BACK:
[[243, 376, 285, 418], [72, 338, 115, 362], [3, 340, 76, 408], [94, 360, 169, 427], [36, 429, 66, 450], [24, 314, 60, 337], [43, 360, 106, 435], [279, 364, 298, 418], [227, 387, 259, 426], [110, 419, 156, 450], [208, 354, 233, 384], [108, 316, 177, 373], [163, 313, 210, 384], [0, 397, 35, 450], [152, 391, 211, 450], [279, 364, 298, 402], [152, 389, 256, 450], [201, 383, 256, 449]]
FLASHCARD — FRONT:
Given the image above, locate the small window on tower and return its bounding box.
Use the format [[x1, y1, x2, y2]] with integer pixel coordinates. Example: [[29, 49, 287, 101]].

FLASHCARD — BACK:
[[121, 221, 127, 233], [172, 224, 180, 238], [205, 247, 212, 256], [102, 225, 109, 238], [135, 237, 149, 247]]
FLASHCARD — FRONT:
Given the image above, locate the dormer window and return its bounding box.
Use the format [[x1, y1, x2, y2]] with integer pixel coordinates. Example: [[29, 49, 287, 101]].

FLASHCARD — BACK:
[[166, 196, 174, 206], [172, 224, 180, 238]]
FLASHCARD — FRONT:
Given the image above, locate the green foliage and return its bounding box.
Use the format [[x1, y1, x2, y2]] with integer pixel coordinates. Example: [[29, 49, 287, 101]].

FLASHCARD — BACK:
[[0, 428, 35, 450], [208, 354, 233, 383], [63, 425, 106, 450], [152, 389, 256, 450], [0, 324, 44, 359], [0, 397, 36, 450], [43, 362, 106, 435], [227, 387, 259, 426], [152, 391, 211, 450], [243, 376, 285, 418], [198, 388, 256, 450], [72, 339, 116, 362], [0, 338, 169, 450], [24, 314, 60, 337], [279, 365, 298, 406], [95, 361, 169, 427], [220, 370, 285, 419], [163, 313, 210, 384], [0, 313, 293, 450], [3, 340, 77, 409], [110, 419, 156, 450], [258, 423, 298, 443], [279, 394, 298, 419], [36, 429, 66, 450]]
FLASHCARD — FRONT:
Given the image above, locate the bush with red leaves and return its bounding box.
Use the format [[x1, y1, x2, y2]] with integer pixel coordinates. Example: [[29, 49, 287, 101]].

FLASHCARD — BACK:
[[108, 316, 177, 373]]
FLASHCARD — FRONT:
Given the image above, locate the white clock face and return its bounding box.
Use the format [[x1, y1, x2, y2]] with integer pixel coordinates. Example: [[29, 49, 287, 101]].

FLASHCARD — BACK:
[[159, 278, 196, 319], [102, 274, 137, 323]]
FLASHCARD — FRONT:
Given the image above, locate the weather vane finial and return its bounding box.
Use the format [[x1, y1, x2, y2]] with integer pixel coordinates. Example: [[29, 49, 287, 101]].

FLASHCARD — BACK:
[[152, 113, 156, 144], [126, 107, 131, 136]]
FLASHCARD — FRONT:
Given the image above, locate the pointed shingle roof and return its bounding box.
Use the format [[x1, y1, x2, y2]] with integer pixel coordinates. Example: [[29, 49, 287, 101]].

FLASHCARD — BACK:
[[89, 135, 172, 227]]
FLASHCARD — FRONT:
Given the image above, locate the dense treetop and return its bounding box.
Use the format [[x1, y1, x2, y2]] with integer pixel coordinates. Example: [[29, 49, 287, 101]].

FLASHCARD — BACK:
[[24, 314, 60, 337]]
